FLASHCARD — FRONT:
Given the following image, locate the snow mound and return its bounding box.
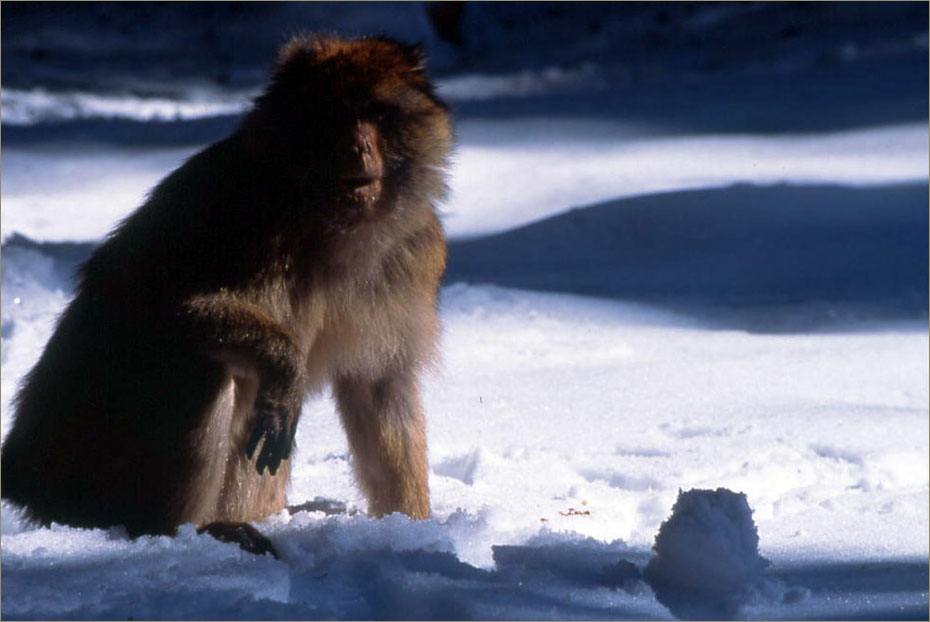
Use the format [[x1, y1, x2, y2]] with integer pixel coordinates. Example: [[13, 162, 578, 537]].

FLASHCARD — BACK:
[[0, 87, 255, 125], [643, 488, 771, 620]]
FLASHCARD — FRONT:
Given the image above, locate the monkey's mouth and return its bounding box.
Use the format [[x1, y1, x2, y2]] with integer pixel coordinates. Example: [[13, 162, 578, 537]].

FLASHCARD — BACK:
[[340, 176, 383, 209]]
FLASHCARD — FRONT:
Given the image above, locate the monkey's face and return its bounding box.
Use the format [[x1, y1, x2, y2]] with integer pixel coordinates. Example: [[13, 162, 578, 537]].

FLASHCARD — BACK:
[[336, 119, 384, 212], [246, 36, 452, 232]]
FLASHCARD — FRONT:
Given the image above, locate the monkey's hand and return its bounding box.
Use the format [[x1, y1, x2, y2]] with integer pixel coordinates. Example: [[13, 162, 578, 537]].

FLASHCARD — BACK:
[[246, 388, 302, 476], [174, 293, 308, 476]]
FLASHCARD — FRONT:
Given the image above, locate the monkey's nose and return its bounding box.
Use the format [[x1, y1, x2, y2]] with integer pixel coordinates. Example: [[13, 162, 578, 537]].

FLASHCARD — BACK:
[[353, 120, 378, 156], [342, 120, 384, 182]]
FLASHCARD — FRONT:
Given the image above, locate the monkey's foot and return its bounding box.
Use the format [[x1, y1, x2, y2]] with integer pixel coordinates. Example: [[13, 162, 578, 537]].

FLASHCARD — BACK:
[[198, 521, 279, 559]]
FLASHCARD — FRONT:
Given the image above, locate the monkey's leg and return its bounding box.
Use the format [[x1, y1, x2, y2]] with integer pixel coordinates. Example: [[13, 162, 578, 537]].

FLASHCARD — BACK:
[[186, 366, 286, 556], [334, 371, 430, 519]]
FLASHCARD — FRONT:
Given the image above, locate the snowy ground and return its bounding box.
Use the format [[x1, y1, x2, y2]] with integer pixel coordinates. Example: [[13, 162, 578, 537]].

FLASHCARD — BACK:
[[2, 3, 929, 620]]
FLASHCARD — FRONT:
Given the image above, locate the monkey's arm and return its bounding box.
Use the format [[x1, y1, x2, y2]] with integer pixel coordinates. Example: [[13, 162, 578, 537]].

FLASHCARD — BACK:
[[176, 293, 306, 475]]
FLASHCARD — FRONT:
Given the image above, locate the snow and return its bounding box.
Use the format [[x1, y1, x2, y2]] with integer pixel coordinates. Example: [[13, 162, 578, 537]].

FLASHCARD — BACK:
[[3, 254, 927, 619], [2, 2, 928, 620], [0, 87, 256, 125]]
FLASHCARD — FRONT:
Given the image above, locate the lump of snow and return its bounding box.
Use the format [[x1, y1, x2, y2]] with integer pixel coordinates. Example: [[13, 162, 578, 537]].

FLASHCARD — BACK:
[[643, 488, 770, 620]]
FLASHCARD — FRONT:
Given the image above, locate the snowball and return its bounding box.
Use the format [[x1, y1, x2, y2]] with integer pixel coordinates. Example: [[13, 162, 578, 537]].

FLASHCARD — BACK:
[[644, 488, 770, 620]]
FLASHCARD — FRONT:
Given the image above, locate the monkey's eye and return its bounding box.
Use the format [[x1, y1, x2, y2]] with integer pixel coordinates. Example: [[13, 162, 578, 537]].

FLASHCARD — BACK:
[[367, 103, 395, 124], [364, 105, 402, 135]]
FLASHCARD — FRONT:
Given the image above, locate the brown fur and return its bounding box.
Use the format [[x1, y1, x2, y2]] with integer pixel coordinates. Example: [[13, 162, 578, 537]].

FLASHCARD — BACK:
[[1, 34, 452, 538]]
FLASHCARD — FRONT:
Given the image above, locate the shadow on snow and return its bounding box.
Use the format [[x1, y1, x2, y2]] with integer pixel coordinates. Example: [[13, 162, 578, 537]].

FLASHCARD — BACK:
[[2, 535, 927, 620], [445, 182, 929, 333]]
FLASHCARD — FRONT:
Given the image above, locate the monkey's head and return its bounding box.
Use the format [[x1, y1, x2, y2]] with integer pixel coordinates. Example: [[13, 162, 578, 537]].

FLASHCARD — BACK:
[[243, 35, 452, 232]]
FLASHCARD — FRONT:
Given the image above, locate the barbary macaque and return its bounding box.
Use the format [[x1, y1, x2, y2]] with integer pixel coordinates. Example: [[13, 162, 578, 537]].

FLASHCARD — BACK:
[[1, 34, 452, 555]]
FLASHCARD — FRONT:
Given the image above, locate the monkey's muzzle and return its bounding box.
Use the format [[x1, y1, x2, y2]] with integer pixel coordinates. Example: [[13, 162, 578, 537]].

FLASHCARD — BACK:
[[342, 176, 383, 209], [338, 120, 385, 210]]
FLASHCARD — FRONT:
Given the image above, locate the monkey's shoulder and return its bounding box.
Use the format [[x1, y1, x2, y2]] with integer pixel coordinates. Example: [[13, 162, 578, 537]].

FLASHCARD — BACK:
[[379, 211, 446, 288]]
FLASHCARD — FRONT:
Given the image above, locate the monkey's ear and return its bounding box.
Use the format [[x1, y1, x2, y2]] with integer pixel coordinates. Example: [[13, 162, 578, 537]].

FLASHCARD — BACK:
[[275, 34, 325, 71], [401, 43, 428, 73], [393, 41, 434, 92], [365, 36, 428, 77], [388, 40, 448, 110]]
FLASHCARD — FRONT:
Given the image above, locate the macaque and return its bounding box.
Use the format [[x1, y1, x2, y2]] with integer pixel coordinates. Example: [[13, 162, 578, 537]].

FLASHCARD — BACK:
[[1, 35, 452, 555]]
